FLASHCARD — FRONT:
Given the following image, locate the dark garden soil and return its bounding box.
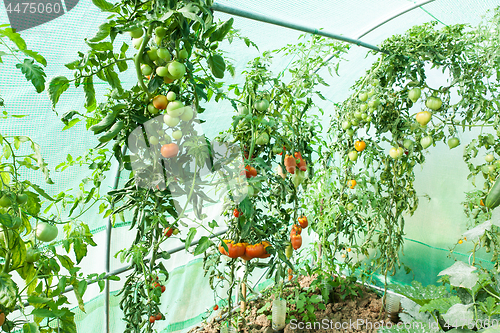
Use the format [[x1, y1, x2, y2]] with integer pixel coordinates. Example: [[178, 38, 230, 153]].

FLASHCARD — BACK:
[[189, 275, 393, 333]]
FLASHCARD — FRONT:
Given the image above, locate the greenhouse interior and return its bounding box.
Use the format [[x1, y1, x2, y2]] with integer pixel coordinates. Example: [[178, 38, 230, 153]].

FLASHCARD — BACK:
[[3, 0, 500, 332]]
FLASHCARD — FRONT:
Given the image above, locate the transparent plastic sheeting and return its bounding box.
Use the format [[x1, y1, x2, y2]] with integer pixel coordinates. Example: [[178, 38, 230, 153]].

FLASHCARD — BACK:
[[1, 0, 500, 332]]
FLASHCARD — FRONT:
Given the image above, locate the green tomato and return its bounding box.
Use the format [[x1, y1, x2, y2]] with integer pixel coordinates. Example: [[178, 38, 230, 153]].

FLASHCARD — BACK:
[[354, 111, 362, 120], [358, 92, 368, 102], [494, 160, 500, 169], [341, 120, 351, 130], [154, 35, 163, 46], [447, 137, 460, 149], [172, 130, 183, 140], [156, 66, 169, 77], [36, 222, 58, 242], [155, 26, 167, 38], [180, 107, 194, 122], [425, 96, 442, 111], [346, 203, 355, 211], [367, 89, 375, 97], [255, 132, 270, 145], [149, 136, 159, 145], [178, 49, 188, 59], [0, 196, 11, 208], [16, 193, 28, 205], [166, 101, 185, 117], [147, 47, 158, 61], [129, 27, 143, 38], [403, 139, 413, 149], [346, 129, 354, 137], [420, 136, 433, 149], [157, 48, 171, 61], [485, 154, 495, 163], [348, 151, 358, 162], [367, 98, 380, 108], [164, 115, 180, 127], [141, 64, 153, 76], [166, 91, 176, 101], [408, 88, 421, 103], [238, 105, 249, 115], [148, 103, 159, 115], [168, 61, 186, 79], [26, 247, 41, 263], [360, 104, 368, 112], [255, 99, 270, 112]]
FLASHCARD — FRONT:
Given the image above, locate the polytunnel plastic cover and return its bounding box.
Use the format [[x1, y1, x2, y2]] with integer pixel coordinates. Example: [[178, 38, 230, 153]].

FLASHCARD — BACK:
[[1, 0, 500, 332]]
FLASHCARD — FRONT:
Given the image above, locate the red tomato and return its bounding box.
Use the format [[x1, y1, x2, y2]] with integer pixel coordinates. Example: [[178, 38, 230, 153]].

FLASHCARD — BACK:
[[298, 216, 308, 228], [290, 224, 302, 236], [149, 316, 156, 324], [291, 234, 302, 250], [161, 143, 179, 158], [245, 165, 257, 178], [213, 305, 219, 311], [155, 313, 162, 320], [164, 227, 174, 238], [233, 209, 241, 218], [161, 285, 166, 293]]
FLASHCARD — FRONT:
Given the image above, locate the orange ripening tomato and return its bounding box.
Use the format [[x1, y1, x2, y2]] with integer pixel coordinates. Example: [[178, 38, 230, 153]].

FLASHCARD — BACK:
[[291, 234, 302, 250], [259, 241, 271, 258], [294, 152, 307, 171], [161, 143, 179, 158], [229, 242, 246, 258], [245, 165, 257, 178], [290, 224, 302, 236], [347, 179, 357, 189], [298, 216, 308, 228], [233, 208, 241, 218], [480, 199, 485, 206], [152, 95, 168, 110], [354, 140, 366, 152], [284, 155, 297, 174], [288, 275, 293, 281], [218, 240, 230, 256], [245, 243, 265, 259]]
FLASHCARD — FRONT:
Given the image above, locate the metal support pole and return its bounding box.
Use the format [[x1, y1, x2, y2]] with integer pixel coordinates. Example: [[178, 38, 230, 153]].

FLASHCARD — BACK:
[[313, 0, 435, 73], [356, 0, 437, 39], [104, 145, 127, 333], [211, 3, 384, 53]]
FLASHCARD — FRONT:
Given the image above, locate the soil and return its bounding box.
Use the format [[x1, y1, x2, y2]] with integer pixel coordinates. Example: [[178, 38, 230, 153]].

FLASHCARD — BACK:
[[189, 275, 393, 333]]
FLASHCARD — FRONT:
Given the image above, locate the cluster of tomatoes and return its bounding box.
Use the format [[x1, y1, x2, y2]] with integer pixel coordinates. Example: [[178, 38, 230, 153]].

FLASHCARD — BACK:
[[149, 313, 163, 324], [218, 239, 271, 260], [163, 227, 179, 238], [289, 216, 308, 251], [284, 152, 307, 174]]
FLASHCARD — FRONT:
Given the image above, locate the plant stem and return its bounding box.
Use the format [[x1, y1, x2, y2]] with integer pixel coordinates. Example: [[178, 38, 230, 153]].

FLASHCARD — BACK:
[[135, 25, 154, 99]]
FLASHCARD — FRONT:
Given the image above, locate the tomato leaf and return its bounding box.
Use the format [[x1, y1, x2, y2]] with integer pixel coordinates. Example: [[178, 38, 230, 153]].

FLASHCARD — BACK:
[[22, 323, 39, 333], [184, 227, 197, 250], [82, 76, 96, 111], [91, 0, 117, 12], [209, 18, 233, 43], [31, 308, 57, 318], [89, 22, 112, 42], [193, 236, 212, 256], [0, 28, 26, 50], [62, 119, 81, 131], [207, 54, 225, 79], [85, 40, 113, 51], [47, 76, 70, 108], [16, 59, 46, 93], [20, 49, 46, 66], [103, 67, 122, 90]]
